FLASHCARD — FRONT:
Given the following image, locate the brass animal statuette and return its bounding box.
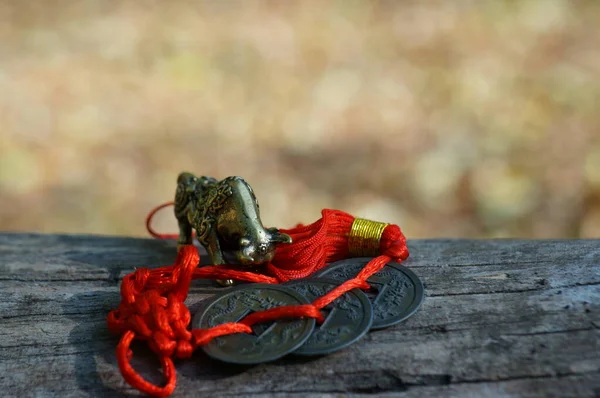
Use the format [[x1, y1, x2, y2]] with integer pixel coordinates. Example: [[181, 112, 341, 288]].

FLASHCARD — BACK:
[[174, 173, 292, 276]]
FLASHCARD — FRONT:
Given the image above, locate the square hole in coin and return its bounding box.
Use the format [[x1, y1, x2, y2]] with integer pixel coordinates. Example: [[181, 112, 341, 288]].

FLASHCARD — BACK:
[[251, 319, 276, 336], [317, 306, 334, 326], [365, 286, 380, 300], [235, 309, 276, 337]]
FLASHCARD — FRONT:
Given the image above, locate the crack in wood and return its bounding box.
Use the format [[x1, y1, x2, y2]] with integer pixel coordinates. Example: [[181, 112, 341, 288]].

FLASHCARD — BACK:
[[451, 370, 600, 385], [0, 277, 122, 284], [501, 327, 597, 337], [1, 311, 108, 320], [443, 260, 551, 268], [428, 281, 600, 297]]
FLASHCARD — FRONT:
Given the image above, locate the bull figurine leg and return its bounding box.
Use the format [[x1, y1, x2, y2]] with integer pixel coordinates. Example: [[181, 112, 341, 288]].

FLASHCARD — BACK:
[[203, 230, 224, 265], [203, 228, 234, 287], [176, 215, 193, 252]]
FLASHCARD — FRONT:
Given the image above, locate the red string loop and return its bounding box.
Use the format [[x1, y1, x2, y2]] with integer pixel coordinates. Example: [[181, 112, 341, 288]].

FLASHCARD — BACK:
[[116, 330, 177, 398], [146, 202, 179, 240]]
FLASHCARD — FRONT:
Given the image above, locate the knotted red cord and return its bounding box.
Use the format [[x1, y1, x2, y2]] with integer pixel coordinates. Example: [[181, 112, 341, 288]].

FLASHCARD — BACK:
[[108, 204, 409, 397]]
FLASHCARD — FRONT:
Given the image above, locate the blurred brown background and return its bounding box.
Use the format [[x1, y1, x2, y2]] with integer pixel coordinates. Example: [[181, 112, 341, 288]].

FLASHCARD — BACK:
[[0, 0, 599, 239]]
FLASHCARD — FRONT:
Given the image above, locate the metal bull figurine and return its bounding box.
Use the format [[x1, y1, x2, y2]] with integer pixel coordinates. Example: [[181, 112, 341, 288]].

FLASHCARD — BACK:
[[174, 173, 292, 284]]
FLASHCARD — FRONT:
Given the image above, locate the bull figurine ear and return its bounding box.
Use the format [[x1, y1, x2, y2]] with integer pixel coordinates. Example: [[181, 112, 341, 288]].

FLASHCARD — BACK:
[[177, 172, 196, 185], [271, 231, 292, 245]]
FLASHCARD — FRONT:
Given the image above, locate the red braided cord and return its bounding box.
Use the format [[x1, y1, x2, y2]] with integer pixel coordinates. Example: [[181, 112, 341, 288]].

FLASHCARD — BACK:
[[107, 205, 409, 397]]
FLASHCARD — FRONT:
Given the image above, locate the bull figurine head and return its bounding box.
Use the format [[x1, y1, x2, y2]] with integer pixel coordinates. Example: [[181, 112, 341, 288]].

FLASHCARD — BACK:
[[237, 227, 292, 265]]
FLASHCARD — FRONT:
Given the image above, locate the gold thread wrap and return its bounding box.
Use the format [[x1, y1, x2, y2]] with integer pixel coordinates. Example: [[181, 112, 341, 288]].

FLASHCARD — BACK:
[[348, 218, 389, 257]]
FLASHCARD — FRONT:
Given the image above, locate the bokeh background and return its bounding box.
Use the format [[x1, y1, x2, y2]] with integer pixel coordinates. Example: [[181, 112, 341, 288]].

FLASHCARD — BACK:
[[1, 0, 599, 239]]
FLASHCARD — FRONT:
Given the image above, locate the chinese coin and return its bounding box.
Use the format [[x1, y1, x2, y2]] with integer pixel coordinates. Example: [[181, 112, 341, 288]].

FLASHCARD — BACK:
[[313, 258, 424, 329], [285, 277, 373, 356], [192, 284, 315, 364]]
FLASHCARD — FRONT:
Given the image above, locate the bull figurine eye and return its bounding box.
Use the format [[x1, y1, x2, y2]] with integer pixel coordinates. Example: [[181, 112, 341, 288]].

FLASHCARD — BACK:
[[258, 242, 269, 254]]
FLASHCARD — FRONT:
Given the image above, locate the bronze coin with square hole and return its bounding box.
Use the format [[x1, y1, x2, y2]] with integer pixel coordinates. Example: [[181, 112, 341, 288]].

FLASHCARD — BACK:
[[192, 284, 315, 364], [285, 278, 373, 356], [313, 258, 424, 329]]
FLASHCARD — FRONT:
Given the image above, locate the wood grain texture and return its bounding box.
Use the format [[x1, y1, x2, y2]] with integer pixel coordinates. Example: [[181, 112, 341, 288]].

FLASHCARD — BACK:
[[0, 233, 599, 397]]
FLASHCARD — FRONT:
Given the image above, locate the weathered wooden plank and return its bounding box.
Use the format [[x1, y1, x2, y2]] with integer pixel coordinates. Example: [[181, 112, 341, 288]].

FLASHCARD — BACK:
[[0, 233, 598, 397]]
